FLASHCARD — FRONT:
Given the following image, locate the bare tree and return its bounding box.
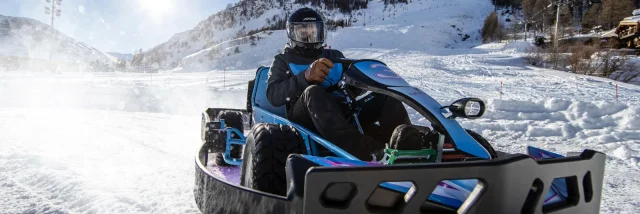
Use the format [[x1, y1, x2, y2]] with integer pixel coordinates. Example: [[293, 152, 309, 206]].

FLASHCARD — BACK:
[[599, 50, 629, 77], [482, 12, 501, 43], [566, 45, 599, 75], [524, 46, 545, 66]]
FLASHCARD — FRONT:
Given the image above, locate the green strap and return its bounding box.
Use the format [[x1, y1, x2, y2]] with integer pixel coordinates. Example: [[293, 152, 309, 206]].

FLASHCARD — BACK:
[[384, 149, 437, 164]]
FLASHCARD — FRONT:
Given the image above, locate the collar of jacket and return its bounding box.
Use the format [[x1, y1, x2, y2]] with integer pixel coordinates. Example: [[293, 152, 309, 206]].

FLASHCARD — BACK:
[[284, 46, 325, 58]]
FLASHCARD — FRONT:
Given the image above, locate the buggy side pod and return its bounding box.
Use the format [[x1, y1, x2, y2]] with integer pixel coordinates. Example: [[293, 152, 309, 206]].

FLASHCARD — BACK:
[[194, 147, 606, 214]]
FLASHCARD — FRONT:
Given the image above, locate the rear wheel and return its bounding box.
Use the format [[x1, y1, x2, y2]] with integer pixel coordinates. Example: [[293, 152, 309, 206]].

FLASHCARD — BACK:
[[466, 129, 499, 159], [214, 111, 244, 166], [240, 123, 306, 196]]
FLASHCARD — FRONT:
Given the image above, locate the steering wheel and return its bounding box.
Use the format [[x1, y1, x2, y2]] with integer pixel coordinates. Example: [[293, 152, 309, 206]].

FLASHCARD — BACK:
[[321, 58, 356, 92]]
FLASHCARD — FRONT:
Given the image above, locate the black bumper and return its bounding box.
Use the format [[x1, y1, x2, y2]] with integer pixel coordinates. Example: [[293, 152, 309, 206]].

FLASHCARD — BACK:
[[194, 147, 606, 214]]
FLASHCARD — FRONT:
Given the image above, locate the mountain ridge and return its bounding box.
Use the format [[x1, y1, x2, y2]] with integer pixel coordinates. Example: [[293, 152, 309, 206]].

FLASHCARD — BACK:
[[0, 14, 116, 66]]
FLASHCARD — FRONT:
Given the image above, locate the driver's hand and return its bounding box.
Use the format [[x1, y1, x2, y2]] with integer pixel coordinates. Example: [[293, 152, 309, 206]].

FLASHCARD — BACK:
[[304, 58, 333, 84]]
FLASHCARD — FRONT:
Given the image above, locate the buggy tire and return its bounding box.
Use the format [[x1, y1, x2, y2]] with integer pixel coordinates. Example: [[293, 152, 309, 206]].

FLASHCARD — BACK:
[[214, 111, 244, 166], [466, 129, 499, 159], [240, 123, 306, 196]]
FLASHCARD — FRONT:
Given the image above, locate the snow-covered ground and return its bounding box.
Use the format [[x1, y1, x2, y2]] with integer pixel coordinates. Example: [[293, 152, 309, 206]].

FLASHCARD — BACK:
[[2, 41, 640, 213], [0, 71, 251, 213], [2, 0, 639, 213]]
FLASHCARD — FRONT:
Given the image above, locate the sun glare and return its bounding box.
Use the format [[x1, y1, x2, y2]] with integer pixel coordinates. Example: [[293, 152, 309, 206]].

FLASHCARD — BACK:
[[138, 0, 174, 19]]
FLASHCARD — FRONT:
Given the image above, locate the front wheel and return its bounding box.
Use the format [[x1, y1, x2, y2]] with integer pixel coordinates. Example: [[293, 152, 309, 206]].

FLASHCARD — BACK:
[[240, 123, 306, 196]]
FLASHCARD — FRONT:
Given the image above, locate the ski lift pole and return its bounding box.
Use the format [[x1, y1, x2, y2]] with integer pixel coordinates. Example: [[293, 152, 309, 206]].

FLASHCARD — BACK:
[[554, 0, 562, 48]]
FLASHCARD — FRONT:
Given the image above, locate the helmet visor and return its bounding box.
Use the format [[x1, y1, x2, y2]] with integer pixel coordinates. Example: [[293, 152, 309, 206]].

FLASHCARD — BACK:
[[287, 21, 325, 44]]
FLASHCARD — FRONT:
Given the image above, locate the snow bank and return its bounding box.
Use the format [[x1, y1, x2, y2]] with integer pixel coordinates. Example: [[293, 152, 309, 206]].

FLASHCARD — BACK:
[[456, 98, 640, 167], [501, 41, 535, 53], [481, 99, 640, 137]]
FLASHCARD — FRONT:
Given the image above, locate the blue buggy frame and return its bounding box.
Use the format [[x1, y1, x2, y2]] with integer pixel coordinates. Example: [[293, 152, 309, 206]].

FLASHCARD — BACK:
[[195, 59, 607, 214], [217, 59, 493, 166]]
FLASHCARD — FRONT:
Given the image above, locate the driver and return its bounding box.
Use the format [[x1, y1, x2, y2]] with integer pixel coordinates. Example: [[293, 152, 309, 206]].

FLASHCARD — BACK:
[[266, 8, 422, 161]]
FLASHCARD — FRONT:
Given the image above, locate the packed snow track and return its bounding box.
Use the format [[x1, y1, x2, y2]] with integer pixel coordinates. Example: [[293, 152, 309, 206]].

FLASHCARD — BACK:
[[2, 44, 640, 213]]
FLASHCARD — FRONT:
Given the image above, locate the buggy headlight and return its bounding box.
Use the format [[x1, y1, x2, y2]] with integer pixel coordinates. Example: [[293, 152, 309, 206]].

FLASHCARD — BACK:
[[465, 101, 482, 117], [446, 98, 486, 119]]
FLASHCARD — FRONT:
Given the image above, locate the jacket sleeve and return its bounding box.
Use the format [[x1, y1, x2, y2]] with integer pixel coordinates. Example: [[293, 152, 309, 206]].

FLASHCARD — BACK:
[[266, 55, 310, 107]]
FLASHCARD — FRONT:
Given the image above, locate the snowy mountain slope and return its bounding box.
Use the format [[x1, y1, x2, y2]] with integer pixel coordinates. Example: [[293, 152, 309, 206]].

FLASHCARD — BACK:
[[140, 0, 485, 69], [138, 0, 374, 68], [0, 15, 116, 64], [107, 52, 133, 61], [172, 0, 493, 72]]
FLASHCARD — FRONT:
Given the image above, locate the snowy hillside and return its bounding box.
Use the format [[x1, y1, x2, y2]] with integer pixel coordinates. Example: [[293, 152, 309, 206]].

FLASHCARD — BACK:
[[175, 0, 491, 72], [0, 15, 116, 65], [138, 0, 363, 68], [143, 0, 489, 71], [107, 52, 133, 61]]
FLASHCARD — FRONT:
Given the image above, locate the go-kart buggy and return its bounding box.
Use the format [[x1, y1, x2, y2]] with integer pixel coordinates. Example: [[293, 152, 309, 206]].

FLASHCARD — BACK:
[[194, 58, 606, 214]]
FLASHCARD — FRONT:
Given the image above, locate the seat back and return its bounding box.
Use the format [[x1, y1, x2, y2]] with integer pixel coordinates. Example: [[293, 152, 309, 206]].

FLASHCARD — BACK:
[[253, 67, 287, 118]]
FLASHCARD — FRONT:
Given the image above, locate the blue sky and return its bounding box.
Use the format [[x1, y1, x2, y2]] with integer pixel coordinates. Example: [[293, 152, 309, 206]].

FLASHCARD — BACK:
[[0, 0, 238, 53]]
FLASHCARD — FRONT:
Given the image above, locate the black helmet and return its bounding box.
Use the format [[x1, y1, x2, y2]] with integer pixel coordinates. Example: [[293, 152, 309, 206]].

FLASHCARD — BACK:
[[286, 8, 326, 56]]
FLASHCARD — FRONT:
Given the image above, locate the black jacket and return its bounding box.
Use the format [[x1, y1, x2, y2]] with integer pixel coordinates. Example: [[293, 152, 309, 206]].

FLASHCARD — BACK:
[[266, 47, 345, 107]]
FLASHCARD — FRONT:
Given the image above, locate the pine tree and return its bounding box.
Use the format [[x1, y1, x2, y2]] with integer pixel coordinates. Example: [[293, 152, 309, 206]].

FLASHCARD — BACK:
[[582, 3, 602, 30], [600, 0, 636, 29], [523, 0, 537, 21]]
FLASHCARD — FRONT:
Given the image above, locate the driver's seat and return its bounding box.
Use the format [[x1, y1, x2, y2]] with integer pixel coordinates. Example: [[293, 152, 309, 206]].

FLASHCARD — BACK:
[[253, 67, 287, 118]]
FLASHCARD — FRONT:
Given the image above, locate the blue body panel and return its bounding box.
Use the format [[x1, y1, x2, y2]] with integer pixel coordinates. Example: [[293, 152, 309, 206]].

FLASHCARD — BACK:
[[288, 63, 344, 89], [352, 61, 410, 87], [349, 60, 490, 159]]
